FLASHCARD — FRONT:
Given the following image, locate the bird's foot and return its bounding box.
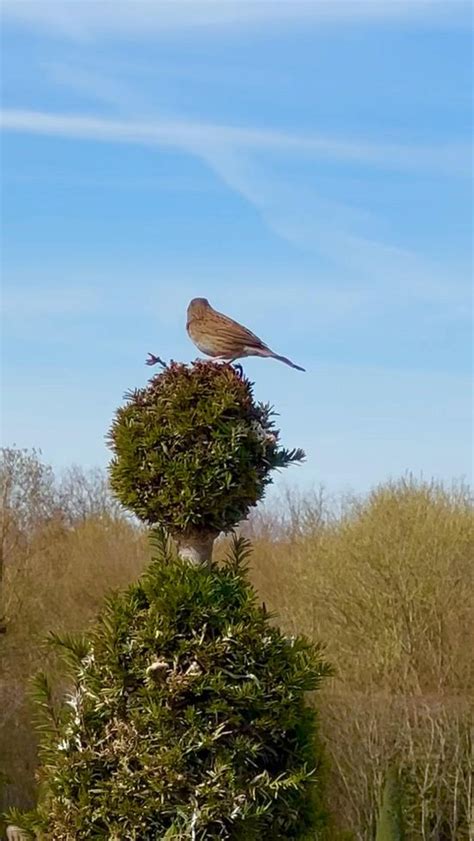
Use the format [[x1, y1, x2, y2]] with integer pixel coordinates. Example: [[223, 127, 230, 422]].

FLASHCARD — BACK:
[[146, 353, 167, 368], [233, 363, 244, 377]]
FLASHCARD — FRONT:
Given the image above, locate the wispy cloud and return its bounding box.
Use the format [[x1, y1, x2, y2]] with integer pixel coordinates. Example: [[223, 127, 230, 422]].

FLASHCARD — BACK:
[[1, 108, 469, 177], [1, 0, 470, 493], [2, 105, 470, 322], [202, 147, 470, 316], [2, 0, 469, 40]]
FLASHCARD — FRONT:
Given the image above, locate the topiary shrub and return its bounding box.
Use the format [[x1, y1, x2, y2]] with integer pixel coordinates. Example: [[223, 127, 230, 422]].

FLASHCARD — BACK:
[[6, 361, 331, 839], [11, 535, 331, 840], [107, 362, 304, 560]]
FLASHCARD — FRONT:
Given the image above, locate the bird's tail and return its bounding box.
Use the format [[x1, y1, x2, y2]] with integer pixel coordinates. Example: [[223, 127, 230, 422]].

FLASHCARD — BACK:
[[259, 348, 305, 371], [272, 353, 305, 372]]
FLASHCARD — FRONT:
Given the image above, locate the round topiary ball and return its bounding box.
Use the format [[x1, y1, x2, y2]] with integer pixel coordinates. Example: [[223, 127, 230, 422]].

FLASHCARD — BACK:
[[107, 361, 304, 556]]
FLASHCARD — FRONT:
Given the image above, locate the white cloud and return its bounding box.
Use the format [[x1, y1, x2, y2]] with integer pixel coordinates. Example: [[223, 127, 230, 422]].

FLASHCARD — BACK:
[[2, 0, 469, 40], [1, 107, 470, 321], [214, 155, 470, 315], [1, 108, 469, 177]]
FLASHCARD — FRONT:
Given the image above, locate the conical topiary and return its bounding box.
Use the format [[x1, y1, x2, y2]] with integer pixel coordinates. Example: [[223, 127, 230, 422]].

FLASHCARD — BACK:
[[7, 361, 331, 839], [11, 535, 331, 839]]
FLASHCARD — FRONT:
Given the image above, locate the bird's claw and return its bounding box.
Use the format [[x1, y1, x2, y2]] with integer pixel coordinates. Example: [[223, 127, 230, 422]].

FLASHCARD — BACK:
[[233, 363, 244, 377], [146, 353, 166, 368]]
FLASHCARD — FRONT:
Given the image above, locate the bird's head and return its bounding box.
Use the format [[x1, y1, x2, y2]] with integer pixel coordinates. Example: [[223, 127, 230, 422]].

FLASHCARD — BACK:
[[188, 297, 210, 318]]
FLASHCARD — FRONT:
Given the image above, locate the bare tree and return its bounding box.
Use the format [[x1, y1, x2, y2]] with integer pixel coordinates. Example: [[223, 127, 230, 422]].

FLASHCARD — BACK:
[[0, 448, 57, 633]]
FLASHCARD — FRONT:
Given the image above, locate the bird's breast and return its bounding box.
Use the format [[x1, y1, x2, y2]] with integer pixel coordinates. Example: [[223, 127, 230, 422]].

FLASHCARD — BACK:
[[187, 320, 218, 357]]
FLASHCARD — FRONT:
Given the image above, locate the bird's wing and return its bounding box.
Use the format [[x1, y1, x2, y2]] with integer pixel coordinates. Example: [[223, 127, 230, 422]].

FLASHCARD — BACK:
[[212, 310, 269, 350]]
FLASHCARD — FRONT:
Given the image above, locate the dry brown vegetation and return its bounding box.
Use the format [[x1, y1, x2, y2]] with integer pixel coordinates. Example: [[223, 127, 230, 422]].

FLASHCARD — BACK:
[[240, 482, 473, 839], [1, 448, 472, 839]]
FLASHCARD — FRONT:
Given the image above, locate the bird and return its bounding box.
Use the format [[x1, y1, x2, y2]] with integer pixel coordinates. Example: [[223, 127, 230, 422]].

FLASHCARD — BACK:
[[184, 297, 305, 371]]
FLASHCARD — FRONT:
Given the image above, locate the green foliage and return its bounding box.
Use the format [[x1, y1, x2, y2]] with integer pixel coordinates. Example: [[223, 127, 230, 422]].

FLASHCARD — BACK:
[[3, 452, 471, 837], [375, 767, 405, 841], [15, 536, 331, 839], [108, 361, 304, 535]]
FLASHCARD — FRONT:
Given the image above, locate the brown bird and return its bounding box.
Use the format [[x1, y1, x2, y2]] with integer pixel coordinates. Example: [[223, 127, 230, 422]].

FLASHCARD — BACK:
[[185, 297, 305, 371]]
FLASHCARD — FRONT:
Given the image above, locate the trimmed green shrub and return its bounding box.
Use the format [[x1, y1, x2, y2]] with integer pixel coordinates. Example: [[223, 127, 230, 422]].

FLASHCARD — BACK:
[[107, 362, 304, 539], [7, 361, 329, 839], [12, 536, 331, 840]]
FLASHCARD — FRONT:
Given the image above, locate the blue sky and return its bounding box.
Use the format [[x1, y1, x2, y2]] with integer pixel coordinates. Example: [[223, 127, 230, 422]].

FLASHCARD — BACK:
[[1, 1, 472, 494]]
